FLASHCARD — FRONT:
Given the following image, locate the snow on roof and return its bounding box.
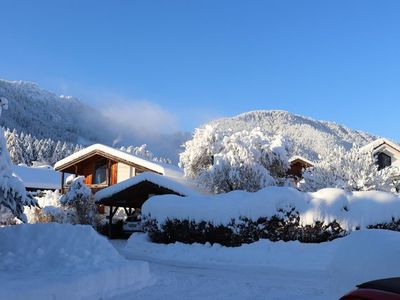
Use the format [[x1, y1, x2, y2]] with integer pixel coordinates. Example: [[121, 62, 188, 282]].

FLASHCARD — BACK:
[[288, 155, 314, 166], [54, 143, 173, 175], [95, 171, 202, 203], [360, 138, 400, 154], [12, 165, 61, 190]]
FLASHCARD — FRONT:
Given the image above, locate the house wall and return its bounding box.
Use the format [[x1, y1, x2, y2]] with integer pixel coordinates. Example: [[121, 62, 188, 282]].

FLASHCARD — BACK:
[[117, 163, 135, 183], [373, 146, 400, 168], [71, 155, 118, 187], [287, 161, 311, 178]]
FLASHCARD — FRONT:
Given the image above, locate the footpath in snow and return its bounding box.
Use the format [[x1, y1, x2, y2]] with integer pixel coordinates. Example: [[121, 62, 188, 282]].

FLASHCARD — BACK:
[[0, 223, 152, 300], [122, 229, 400, 299]]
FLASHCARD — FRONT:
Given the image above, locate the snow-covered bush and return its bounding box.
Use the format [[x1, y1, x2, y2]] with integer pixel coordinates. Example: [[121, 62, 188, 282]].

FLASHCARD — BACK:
[[25, 190, 71, 223], [180, 125, 290, 193], [300, 147, 399, 192], [60, 176, 95, 225]]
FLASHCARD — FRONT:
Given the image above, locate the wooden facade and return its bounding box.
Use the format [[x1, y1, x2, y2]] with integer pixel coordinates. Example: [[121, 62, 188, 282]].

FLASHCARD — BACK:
[[56, 150, 162, 194], [287, 158, 313, 179]]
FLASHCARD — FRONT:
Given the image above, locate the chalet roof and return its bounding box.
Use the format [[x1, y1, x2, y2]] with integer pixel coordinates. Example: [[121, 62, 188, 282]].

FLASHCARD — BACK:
[[360, 138, 400, 155], [54, 143, 175, 175], [12, 165, 61, 190], [288, 155, 314, 166], [95, 171, 201, 204]]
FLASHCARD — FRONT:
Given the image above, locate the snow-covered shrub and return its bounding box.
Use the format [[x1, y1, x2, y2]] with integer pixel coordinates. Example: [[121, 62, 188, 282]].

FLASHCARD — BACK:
[[0, 206, 22, 225], [300, 147, 399, 192], [60, 176, 95, 225], [180, 125, 290, 193], [25, 190, 74, 223]]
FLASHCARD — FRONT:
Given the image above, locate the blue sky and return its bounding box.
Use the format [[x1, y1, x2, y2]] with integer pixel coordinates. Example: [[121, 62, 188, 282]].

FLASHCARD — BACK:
[[1, 0, 400, 140]]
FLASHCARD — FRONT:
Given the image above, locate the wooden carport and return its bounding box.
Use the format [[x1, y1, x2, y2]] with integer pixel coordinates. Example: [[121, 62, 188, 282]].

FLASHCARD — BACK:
[[96, 180, 183, 238]]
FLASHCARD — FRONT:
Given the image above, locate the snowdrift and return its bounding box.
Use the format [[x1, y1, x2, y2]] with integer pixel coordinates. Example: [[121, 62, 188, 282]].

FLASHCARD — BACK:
[[126, 230, 400, 298], [0, 223, 151, 300], [143, 187, 400, 231]]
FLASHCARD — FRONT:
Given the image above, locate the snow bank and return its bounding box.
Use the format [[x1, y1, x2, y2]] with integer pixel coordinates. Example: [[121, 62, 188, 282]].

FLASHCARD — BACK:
[[125, 230, 400, 297], [0, 224, 151, 300], [143, 187, 400, 231]]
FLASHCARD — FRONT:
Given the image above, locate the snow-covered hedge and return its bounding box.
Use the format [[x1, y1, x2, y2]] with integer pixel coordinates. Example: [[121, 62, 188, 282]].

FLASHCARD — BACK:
[[143, 187, 400, 245]]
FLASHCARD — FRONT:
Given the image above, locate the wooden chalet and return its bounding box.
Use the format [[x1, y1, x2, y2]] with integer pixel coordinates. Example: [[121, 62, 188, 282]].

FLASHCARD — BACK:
[[360, 138, 400, 171], [54, 144, 165, 194], [287, 156, 314, 179], [54, 144, 201, 237]]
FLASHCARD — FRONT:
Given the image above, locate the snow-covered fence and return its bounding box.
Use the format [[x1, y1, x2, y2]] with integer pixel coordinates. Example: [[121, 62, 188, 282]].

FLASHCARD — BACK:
[[142, 187, 400, 246]]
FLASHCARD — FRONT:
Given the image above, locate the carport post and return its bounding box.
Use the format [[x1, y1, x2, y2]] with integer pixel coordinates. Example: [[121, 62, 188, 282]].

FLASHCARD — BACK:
[[108, 205, 113, 238]]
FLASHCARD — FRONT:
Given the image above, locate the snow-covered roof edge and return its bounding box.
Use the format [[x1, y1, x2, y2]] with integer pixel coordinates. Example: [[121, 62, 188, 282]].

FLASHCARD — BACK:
[[288, 155, 314, 166], [54, 143, 166, 174], [360, 138, 400, 154], [12, 165, 61, 190], [95, 171, 201, 202]]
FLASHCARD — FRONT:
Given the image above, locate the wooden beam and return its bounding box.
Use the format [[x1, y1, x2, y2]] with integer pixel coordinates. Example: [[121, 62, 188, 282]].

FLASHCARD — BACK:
[[61, 171, 65, 194], [107, 159, 112, 186], [108, 205, 113, 238]]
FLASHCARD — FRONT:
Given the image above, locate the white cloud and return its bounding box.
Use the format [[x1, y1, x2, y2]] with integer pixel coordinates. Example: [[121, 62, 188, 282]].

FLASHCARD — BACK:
[[100, 96, 179, 138]]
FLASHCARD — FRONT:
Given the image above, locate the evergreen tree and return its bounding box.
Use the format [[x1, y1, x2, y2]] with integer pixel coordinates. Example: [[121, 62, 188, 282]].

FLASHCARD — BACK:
[[0, 98, 36, 221]]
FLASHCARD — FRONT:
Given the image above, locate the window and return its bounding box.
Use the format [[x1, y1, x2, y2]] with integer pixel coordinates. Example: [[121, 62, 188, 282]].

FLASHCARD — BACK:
[[93, 161, 107, 184], [377, 152, 392, 170]]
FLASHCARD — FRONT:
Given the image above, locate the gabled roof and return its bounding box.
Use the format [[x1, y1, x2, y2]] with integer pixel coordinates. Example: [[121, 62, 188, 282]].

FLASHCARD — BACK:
[[360, 138, 400, 155], [54, 143, 169, 174], [288, 155, 314, 166], [12, 165, 61, 190], [95, 171, 201, 204]]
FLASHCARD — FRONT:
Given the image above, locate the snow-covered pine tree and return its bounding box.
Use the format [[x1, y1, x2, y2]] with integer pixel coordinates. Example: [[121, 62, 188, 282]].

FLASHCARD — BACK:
[[299, 146, 399, 192], [6, 129, 25, 164], [3, 127, 82, 166], [0, 97, 36, 221], [120, 144, 172, 164]]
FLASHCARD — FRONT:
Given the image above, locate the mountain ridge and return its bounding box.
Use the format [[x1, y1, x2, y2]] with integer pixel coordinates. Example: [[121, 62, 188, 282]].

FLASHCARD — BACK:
[[207, 110, 377, 161]]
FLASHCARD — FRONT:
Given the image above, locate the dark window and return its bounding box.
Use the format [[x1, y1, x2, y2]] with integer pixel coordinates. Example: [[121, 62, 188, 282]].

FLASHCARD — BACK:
[[377, 152, 392, 170], [93, 161, 107, 184]]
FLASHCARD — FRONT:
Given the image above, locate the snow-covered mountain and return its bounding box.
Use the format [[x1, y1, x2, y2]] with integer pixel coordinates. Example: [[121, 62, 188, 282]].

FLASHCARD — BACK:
[[0, 79, 116, 144], [206, 110, 377, 161], [0, 79, 189, 163], [0, 79, 379, 164]]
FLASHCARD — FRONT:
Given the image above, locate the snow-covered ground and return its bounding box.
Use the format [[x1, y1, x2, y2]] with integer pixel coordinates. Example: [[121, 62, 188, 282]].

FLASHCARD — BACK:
[[2, 223, 398, 299], [0, 224, 151, 300], [110, 229, 400, 299]]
